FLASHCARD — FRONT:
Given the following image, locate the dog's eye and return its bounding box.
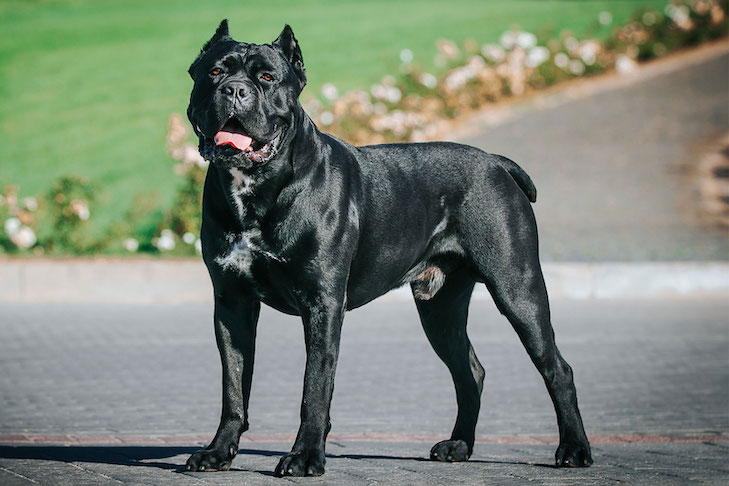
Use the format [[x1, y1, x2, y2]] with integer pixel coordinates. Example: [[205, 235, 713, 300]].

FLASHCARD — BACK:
[[260, 73, 275, 82], [210, 68, 223, 77]]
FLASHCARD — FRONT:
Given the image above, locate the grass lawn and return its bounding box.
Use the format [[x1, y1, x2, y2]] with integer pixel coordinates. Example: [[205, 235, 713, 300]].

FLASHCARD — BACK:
[[0, 0, 670, 239]]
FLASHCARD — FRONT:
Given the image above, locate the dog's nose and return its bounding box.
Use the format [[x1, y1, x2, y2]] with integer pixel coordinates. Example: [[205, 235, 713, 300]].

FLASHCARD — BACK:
[[220, 81, 251, 102]]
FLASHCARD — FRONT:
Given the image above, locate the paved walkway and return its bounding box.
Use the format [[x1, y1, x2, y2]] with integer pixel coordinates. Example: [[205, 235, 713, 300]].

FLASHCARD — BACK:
[[1, 298, 727, 484], [453, 43, 729, 261]]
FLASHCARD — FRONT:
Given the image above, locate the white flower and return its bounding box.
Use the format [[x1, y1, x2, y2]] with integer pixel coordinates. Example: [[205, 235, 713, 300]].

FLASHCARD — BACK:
[[499, 31, 516, 50], [598, 11, 613, 26], [23, 197, 38, 212], [399, 48, 414, 63], [569, 59, 585, 75], [516, 32, 537, 50], [526, 46, 550, 67], [319, 111, 334, 126], [665, 4, 688, 21], [354, 97, 373, 115], [444, 67, 471, 91], [183, 232, 196, 244], [182, 144, 206, 168], [156, 229, 175, 251], [578, 41, 600, 66], [466, 55, 485, 70], [194, 239, 202, 254], [11, 226, 36, 249], [436, 39, 459, 58], [419, 72, 438, 89], [665, 4, 692, 29], [70, 200, 90, 221], [616, 54, 638, 74], [123, 238, 139, 252], [370, 83, 387, 99], [385, 87, 402, 104], [564, 36, 579, 53], [554, 52, 569, 68], [481, 44, 505, 63], [4, 217, 21, 235], [321, 83, 338, 100]]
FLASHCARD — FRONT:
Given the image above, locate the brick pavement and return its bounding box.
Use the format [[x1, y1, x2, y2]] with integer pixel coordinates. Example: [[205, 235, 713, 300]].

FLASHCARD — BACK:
[[0, 298, 727, 484], [0, 441, 727, 485]]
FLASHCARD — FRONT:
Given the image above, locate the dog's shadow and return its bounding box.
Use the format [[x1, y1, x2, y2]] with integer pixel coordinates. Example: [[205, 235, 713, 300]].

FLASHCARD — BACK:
[[0, 445, 553, 476], [0, 445, 200, 472]]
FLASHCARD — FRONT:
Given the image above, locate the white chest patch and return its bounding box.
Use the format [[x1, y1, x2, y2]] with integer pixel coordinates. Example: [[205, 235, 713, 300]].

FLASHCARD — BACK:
[[229, 168, 254, 219], [215, 229, 285, 276], [215, 231, 257, 276]]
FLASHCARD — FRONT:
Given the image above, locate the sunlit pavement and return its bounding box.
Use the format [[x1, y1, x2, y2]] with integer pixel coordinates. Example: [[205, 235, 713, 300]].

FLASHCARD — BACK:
[[455, 45, 729, 262], [1, 297, 727, 485]]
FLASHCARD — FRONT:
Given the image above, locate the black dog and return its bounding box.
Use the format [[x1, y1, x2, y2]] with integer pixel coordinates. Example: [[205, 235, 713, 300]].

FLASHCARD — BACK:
[[185, 20, 592, 477]]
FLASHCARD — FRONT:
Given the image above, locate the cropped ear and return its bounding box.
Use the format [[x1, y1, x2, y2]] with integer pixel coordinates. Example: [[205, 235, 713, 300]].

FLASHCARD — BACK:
[[273, 24, 306, 91], [189, 19, 233, 77]]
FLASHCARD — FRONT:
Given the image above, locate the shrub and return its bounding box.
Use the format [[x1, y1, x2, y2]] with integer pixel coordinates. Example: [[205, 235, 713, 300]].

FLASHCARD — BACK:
[[1, 0, 726, 256]]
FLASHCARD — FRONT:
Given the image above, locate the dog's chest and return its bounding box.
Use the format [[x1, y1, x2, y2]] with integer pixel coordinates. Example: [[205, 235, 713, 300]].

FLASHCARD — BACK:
[[227, 168, 255, 220], [214, 229, 279, 276], [212, 169, 284, 279]]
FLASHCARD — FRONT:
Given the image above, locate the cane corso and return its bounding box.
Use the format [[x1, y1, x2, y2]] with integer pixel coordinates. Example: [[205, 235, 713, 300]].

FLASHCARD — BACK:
[[184, 20, 592, 476]]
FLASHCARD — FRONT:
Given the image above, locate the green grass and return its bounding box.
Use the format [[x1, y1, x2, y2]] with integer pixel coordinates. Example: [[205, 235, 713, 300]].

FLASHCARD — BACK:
[[0, 0, 670, 237]]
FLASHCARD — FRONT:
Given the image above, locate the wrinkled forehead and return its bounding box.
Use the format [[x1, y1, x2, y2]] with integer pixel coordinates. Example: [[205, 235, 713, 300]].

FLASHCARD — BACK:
[[207, 41, 285, 71]]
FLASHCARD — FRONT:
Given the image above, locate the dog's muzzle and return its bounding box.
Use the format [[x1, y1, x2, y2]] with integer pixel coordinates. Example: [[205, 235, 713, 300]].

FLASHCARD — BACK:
[[201, 116, 283, 164]]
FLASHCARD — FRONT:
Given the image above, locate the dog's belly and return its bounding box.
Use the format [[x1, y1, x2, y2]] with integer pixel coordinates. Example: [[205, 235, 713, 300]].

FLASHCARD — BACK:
[[345, 224, 466, 309], [208, 224, 464, 315]]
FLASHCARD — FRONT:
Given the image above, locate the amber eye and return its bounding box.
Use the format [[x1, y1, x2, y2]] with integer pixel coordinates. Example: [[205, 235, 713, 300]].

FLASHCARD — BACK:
[[210, 68, 222, 76], [260, 73, 275, 82]]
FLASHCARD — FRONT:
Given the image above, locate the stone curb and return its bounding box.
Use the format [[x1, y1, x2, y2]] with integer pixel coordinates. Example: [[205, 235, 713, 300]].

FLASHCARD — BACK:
[[0, 259, 727, 303]]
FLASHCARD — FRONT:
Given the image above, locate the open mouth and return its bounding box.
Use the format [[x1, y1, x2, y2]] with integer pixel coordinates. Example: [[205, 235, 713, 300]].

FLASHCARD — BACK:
[[213, 117, 281, 163]]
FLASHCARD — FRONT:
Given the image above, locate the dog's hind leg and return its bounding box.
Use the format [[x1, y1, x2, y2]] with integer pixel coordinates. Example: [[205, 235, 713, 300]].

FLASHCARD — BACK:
[[459, 179, 592, 467], [482, 264, 592, 466], [412, 267, 482, 462]]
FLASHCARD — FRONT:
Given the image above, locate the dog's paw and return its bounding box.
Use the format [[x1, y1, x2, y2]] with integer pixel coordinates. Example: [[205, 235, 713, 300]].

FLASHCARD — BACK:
[[555, 441, 593, 467], [430, 439, 471, 462], [185, 443, 237, 472], [274, 449, 325, 477]]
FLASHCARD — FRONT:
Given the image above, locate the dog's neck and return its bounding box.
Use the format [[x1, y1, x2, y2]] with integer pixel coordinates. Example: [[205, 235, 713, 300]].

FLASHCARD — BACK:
[[207, 163, 286, 231], [289, 107, 346, 175], [204, 104, 339, 232]]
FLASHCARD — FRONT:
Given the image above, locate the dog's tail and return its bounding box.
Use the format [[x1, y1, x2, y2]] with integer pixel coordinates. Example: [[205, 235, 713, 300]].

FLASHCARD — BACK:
[[494, 155, 537, 203]]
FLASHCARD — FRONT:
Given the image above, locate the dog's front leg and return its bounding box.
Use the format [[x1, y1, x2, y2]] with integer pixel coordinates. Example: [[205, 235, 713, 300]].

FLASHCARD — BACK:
[[187, 292, 260, 472], [274, 295, 345, 477]]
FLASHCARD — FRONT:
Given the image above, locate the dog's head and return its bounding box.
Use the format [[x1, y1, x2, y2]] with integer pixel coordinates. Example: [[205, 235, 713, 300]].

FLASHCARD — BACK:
[[187, 20, 306, 170]]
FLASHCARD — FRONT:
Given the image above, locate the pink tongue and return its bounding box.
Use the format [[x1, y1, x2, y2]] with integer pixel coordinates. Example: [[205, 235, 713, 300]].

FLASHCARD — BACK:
[[214, 131, 252, 151]]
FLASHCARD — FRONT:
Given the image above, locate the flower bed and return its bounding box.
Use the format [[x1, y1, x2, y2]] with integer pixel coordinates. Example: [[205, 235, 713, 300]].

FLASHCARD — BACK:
[[1, 0, 726, 256], [305, 0, 727, 145]]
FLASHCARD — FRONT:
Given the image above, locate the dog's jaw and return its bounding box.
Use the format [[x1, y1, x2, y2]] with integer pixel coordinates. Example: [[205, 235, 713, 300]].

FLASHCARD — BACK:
[[198, 127, 285, 169]]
